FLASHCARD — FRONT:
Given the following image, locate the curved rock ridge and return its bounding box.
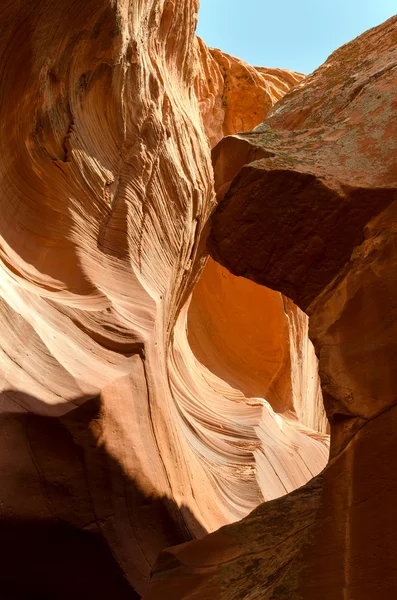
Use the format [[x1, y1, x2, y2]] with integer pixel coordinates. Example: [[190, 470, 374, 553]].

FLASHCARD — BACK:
[[190, 41, 327, 435], [174, 40, 328, 514], [148, 14, 397, 600], [1, 0, 328, 597], [0, 1, 214, 595], [188, 258, 327, 434], [158, 34, 329, 520]]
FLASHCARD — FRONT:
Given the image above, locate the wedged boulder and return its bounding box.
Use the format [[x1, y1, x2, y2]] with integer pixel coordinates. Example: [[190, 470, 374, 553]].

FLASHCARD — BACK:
[[209, 14, 397, 311], [209, 14, 397, 428]]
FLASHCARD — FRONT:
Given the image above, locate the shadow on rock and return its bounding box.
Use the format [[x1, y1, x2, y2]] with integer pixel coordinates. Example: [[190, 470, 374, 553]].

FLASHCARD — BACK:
[[0, 391, 205, 599]]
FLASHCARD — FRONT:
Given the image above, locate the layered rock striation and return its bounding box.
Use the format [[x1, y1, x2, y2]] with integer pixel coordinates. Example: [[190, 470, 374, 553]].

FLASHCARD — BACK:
[[1, 0, 329, 598], [149, 14, 397, 600]]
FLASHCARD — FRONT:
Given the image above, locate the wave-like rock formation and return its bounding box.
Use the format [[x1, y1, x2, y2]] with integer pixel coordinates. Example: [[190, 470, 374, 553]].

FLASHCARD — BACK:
[[188, 258, 327, 434], [0, 1, 330, 597], [149, 14, 397, 600]]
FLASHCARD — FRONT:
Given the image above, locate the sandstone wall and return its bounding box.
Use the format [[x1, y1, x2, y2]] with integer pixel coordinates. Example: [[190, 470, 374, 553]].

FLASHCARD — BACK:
[[148, 14, 397, 599], [0, 1, 329, 596]]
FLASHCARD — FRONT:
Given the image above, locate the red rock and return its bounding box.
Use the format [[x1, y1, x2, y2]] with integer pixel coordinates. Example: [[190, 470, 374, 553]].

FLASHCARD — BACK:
[[162, 13, 397, 600], [194, 38, 304, 147], [146, 476, 323, 600], [188, 258, 326, 430], [0, 0, 215, 595], [0, 0, 328, 597]]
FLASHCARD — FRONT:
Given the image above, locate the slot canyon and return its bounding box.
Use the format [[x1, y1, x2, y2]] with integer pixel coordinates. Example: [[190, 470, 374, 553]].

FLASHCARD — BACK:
[[0, 2, 396, 599]]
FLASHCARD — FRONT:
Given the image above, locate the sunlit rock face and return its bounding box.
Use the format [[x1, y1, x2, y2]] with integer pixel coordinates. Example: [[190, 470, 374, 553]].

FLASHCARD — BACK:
[[191, 49, 326, 437], [1, 0, 328, 597], [194, 37, 304, 147], [148, 14, 397, 600], [188, 258, 324, 422], [187, 43, 328, 511]]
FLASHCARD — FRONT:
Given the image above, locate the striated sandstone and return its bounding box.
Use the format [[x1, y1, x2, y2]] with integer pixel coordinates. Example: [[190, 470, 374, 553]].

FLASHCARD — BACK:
[[152, 14, 397, 600], [1, 0, 329, 597], [188, 257, 325, 428], [191, 42, 326, 435], [0, 1, 215, 595]]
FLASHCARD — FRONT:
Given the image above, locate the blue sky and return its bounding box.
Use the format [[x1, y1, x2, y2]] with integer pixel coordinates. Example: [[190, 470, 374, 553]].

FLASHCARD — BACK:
[[197, 1, 396, 74]]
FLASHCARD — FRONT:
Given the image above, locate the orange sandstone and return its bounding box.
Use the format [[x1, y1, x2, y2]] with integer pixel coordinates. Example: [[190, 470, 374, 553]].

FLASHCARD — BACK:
[[0, 0, 328, 597], [148, 14, 397, 600]]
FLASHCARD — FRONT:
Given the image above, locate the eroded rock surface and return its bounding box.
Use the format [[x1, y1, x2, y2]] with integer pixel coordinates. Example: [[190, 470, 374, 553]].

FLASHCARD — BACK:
[[147, 476, 323, 600], [152, 14, 397, 600], [195, 38, 304, 147], [188, 258, 325, 430], [0, 0, 327, 597]]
